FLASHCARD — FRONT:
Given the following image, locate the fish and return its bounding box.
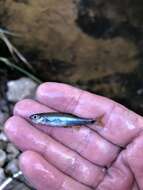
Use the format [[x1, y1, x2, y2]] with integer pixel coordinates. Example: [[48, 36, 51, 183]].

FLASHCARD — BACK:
[[29, 112, 103, 127]]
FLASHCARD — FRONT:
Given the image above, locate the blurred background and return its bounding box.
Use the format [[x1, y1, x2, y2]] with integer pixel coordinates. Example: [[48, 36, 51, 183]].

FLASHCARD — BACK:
[[0, 0, 143, 189]]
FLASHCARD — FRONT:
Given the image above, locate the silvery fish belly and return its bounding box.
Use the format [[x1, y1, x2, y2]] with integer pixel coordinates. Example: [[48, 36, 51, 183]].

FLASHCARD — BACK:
[[29, 112, 95, 127]]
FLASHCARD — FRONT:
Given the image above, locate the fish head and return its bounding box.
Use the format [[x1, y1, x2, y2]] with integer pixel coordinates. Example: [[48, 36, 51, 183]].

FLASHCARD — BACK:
[[29, 114, 46, 124]]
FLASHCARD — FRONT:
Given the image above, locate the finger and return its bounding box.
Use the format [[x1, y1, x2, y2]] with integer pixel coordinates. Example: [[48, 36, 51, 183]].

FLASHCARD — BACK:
[[36, 82, 143, 146], [124, 132, 143, 190], [36, 82, 114, 118], [5, 116, 105, 188], [96, 153, 134, 190], [132, 182, 139, 190], [14, 99, 119, 167], [19, 151, 92, 190]]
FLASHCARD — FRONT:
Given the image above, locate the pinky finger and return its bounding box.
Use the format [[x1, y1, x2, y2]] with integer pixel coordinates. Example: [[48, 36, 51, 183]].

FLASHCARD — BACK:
[[19, 151, 91, 190]]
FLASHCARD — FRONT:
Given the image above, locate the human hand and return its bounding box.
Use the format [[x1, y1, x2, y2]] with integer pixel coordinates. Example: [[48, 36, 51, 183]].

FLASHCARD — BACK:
[[4, 82, 143, 190]]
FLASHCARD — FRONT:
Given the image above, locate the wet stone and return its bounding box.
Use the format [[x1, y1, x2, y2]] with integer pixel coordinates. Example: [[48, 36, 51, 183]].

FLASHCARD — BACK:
[[6, 77, 38, 102], [13, 182, 33, 190], [0, 141, 7, 150], [5, 159, 19, 175], [0, 149, 6, 167], [6, 143, 20, 161], [0, 168, 6, 184], [19, 174, 34, 189], [4, 180, 33, 190], [0, 111, 9, 126], [0, 124, 3, 131], [0, 132, 8, 142]]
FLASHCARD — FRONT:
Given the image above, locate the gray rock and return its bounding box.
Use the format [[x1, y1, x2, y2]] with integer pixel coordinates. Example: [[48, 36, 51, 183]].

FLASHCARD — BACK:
[[6, 77, 37, 102], [0, 141, 7, 150], [0, 168, 6, 184], [5, 159, 19, 175], [13, 182, 32, 190], [4, 180, 33, 190], [19, 174, 35, 189], [0, 100, 9, 113], [0, 111, 9, 126], [0, 124, 3, 131], [0, 132, 8, 142], [0, 149, 6, 167], [6, 143, 20, 161]]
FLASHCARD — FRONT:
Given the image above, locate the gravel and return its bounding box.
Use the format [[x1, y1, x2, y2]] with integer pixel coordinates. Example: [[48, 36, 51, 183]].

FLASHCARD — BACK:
[[5, 159, 19, 175], [0, 149, 6, 167], [0, 132, 8, 142], [0, 168, 6, 184], [6, 143, 20, 161], [0, 77, 38, 189]]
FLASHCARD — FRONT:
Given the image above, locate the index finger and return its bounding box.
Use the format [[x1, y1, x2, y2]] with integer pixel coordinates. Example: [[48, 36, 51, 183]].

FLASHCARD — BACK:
[[36, 82, 143, 146]]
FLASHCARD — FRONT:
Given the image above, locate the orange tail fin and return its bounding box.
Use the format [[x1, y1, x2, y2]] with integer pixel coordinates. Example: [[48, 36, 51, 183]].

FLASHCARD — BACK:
[[95, 114, 105, 127]]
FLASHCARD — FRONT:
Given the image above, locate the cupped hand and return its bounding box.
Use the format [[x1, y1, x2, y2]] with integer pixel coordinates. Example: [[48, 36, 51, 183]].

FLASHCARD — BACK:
[[4, 82, 143, 190]]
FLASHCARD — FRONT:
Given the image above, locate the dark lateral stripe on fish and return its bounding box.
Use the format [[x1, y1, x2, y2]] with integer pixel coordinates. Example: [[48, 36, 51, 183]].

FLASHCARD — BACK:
[[29, 112, 96, 127]]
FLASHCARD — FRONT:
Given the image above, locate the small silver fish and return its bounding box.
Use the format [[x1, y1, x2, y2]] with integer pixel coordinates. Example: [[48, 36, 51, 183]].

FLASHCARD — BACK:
[[29, 112, 96, 127]]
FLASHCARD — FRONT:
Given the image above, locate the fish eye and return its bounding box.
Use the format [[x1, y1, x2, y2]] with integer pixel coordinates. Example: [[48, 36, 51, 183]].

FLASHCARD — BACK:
[[32, 115, 40, 119]]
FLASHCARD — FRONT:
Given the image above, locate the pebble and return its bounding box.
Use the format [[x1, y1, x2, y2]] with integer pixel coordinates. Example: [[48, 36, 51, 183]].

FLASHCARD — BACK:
[[137, 88, 143, 95], [0, 77, 38, 189], [0, 111, 9, 126], [14, 182, 33, 190], [5, 159, 19, 175], [0, 132, 8, 142], [0, 141, 7, 150], [0, 149, 6, 167], [0, 100, 9, 113], [0, 168, 6, 184], [6, 143, 20, 161], [7, 180, 33, 190], [6, 77, 38, 102], [19, 173, 35, 189]]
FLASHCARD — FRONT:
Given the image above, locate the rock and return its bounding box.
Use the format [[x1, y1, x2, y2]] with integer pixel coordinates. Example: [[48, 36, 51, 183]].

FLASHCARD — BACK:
[[6, 77, 37, 102], [0, 0, 140, 79], [13, 182, 33, 190], [0, 132, 9, 150], [6, 143, 20, 161], [0, 168, 6, 184], [3, 180, 33, 190], [1, 1, 141, 99], [0, 100, 10, 127], [0, 132, 8, 142], [0, 100, 9, 113], [137, 88, 143, 95], [0, 124, 4, 132], [1, 0, 143, 116], [5, 159, 19, 175], [19, 174, 35, 189], [0, 111, 9, 126], [0, 149, 6, 167], [0, 141, 7, 150]]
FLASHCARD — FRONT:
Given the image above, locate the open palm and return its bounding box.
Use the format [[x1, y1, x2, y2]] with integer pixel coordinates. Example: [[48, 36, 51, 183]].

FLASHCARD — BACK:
[[4, 82, 143, 190]]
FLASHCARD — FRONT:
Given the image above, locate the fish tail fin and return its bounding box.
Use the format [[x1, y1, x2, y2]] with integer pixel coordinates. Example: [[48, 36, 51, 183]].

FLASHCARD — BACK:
[[88, 114, 104, 127], [94, 114, 105, 127]]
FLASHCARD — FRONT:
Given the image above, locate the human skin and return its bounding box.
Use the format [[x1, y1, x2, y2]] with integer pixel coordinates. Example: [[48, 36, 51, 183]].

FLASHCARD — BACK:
[[4, 82, 143, 190]]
